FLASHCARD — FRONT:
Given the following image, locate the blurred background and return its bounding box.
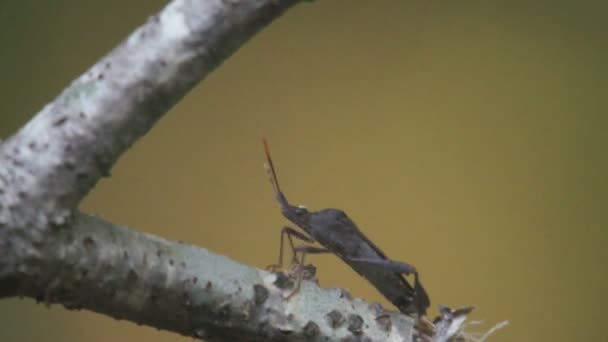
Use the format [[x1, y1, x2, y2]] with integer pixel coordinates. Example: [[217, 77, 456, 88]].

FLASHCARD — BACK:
[[1, 0, 606, 341]]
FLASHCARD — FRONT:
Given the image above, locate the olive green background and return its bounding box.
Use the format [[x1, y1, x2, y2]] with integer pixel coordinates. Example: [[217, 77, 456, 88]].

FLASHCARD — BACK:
[[1, 1, 606, 341]]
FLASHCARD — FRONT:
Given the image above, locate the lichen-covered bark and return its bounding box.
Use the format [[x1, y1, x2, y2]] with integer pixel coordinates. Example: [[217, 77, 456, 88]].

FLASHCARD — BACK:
[[2, 212, 416, 341], [0, 0, 303, 235]]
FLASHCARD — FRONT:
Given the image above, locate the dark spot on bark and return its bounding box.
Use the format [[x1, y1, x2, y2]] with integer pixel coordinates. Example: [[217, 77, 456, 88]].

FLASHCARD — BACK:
[[181, 289, 192, 307], [97, 73, 104, 80], [253, 284, 268, 305], [205, 281, 212, 291], [53, 116, 67, 126], [340, 289, 353, 300], [368, 302, 384, 316], [299, 263, 317, 281], [241, 300, 251, 321], [12, 158, 23, 167], [28, 141, 36, 149], [64, 161, 75, 170], [279, 328, 294, 335], [157, 249, 163, 258], [17, 191, 26, 199], [160, 59, 167, 66], [93, 153, 112, 177], [105, 61, 111, 69], [327, 310, 345, 329], [123, 250, 129, 259], [83, 236, 96, 249], [303, 321, 320, 338], [79, 112, 86, 119], [180, 261, 186, 268], [192, 277, 198, 284], [126, 270, 138, 285], [375, 314, 392, 333], [76, 171, 88, 180], [81, 269, 88, 278], [217, 302, 231, 318], [169, 259, 174, 266], [347, 314, 364, 335], [286, 313, 294, 322], [273, 272, 294, 289]]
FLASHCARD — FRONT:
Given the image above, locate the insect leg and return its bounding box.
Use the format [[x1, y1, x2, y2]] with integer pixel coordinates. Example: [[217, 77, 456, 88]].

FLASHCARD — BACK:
[[266, 226, 314, 271], [282, 246, 330, 299], [292, 245, 331, 265]]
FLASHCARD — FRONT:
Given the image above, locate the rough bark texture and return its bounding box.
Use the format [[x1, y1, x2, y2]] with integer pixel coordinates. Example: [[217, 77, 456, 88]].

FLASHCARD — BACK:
[[0, 0, 422, 341], [2, 212, 415, 341], [0, 0, 302, 229]]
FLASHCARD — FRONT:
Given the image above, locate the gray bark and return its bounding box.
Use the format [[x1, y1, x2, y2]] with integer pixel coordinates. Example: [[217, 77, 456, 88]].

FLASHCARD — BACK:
[[2, 211, 415, 341], [0, 0, 420, 341]]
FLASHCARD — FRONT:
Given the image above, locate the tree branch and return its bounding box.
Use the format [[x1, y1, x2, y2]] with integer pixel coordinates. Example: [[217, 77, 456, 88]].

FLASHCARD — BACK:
[[1, 211, 416, 341], [0, 0, 304, 230]]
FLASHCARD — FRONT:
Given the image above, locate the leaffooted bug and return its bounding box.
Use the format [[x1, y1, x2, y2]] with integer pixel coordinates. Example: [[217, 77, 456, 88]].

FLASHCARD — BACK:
[[263, 140, 430, 317]]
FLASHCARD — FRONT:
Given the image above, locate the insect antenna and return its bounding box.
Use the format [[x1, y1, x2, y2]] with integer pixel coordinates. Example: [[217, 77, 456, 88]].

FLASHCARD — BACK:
[[263, 139, 282, 197]]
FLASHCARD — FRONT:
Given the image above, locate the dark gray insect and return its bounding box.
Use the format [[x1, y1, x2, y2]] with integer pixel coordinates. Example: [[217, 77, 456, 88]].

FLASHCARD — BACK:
[[263, 140, 430, 316]]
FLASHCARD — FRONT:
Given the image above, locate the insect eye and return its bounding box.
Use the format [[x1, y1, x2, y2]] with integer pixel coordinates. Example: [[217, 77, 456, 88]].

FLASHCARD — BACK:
[[295, 205, 307, 216]]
